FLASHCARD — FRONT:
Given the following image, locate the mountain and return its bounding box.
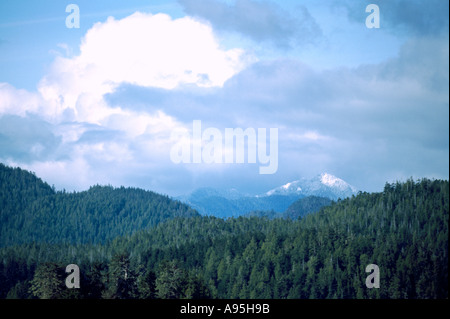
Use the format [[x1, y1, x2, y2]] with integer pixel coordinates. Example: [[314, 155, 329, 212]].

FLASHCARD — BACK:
[[179, 173, 357, 218], [283, 195, 332, 219], [176, 187, 247, 204], [0, 163, 55, 215], [244, 196, 333, 219], [0, 163, 199, 247], [264, 173, 358, 200], [1, 178, 447, 299], [178, 187, 301, 218]]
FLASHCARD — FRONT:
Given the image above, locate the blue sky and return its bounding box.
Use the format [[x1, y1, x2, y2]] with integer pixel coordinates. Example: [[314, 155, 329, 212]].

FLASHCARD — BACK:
[[0, 0, 448, 196]]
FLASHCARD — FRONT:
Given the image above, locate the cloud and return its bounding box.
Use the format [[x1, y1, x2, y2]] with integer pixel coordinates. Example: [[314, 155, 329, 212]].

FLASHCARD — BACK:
[[179, 0, 322, 49], [0, 6, 448, 195], [0, 83, 42, 116], [337, 0, 449, 37], [0, 115, 62, 163], [367, 37, 449, 92], [0, 11, 253, 192], [104, 35, 448, 192], [29, 11, 251, 125]]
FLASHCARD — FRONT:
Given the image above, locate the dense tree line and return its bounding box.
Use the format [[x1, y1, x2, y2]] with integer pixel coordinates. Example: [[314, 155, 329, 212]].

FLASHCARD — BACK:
[[0, 172, 447, 299], [0, 164, 199, 246], [245, 195, 332, 219]]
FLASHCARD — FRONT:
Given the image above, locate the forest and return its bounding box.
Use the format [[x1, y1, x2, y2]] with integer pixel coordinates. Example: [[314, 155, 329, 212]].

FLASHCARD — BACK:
[[0, 163, 199, 246], [0, 163, 448, 299]]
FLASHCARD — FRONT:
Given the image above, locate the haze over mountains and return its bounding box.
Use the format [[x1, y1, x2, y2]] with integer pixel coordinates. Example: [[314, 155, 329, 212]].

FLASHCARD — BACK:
[[177, 173, 358, 218]]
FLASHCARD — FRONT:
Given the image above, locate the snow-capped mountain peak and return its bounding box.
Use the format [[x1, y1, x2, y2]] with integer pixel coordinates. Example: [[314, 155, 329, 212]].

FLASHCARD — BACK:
[[320, 173, 357, 191], [178, 173, 358, 218], [320, 173, 340, 186], [282, 182, 292, 189], [263, 173, 357, 200]]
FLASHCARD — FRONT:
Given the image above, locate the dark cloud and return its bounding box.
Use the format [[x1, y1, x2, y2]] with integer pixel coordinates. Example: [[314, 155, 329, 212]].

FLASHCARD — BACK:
[[105, 35, 448, 192], [367, 37, 449, 92], [337, 0, 449, 37], [0, 115, 61, 163], [179, 0, 322, 49], [76, 127, 124, 145]]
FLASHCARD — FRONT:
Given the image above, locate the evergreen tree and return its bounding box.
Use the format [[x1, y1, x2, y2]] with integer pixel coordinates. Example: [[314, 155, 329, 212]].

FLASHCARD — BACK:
[[29, 263, 66, 299], [155, 260, 187, 299]]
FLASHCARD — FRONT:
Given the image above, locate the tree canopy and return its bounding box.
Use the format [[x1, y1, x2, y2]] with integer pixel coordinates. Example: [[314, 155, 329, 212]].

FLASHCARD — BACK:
[[0, 163, 448, 299]]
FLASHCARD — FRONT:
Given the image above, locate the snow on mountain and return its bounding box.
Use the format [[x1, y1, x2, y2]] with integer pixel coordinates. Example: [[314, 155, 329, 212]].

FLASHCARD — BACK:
[[320, 173, 357, 192], [177, 173, 358, 218], [264, 173, 357, 200]]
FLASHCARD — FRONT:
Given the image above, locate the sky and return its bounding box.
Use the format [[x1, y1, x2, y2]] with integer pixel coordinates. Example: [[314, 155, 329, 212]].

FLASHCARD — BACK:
[[0, 0, 448, 196]]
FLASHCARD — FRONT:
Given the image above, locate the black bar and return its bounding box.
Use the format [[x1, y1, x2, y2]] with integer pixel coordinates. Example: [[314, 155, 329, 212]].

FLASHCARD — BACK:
[[1, 299, 448, 318]]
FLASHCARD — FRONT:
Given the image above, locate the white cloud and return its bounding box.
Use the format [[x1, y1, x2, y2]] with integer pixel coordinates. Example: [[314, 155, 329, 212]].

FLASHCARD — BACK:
[[0, 11, 253, 192], [0, 83, 42, 116], [36, 12, 248, 123], [1, 6, 447, 195], [2, 11, 251, 125], [287, 131, 330, 142]]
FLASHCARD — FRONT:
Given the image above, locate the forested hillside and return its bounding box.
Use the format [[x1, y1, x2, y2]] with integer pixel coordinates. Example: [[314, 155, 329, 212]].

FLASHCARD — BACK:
[[0, 163, 54, 220], [0, 164, 199, 246], [0, 171, 447, 299], [245, 195, 332, 219]]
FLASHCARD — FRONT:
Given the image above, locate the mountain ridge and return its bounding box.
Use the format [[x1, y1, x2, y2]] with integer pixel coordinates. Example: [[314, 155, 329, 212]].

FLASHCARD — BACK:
[[0, 163, 199, 247], [263, 173, 357, 199], [178, 173, 358, 218]]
